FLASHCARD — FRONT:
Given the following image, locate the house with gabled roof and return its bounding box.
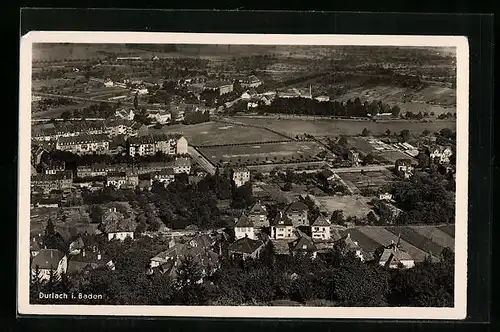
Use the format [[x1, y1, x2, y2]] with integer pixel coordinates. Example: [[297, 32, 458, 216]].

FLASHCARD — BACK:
[[310, 214, 331, 240], [247, 200, 269, 228], [335, 233, 371, 262], [289, 231, 318, 258], [31, 249, 67, 282], [377, 241, 415, 269], [67, 247, 115, 275], [240, 75, 263, 88], [284, 201, 309, 227], [228, 236, 266, 260], [101, 207, 135, 241], [234, 214, 256, 240], [271, 211, 295, 240]]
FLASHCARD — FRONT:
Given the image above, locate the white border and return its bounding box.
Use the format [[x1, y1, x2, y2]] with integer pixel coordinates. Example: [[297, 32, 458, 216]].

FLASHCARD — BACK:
[[18, 32, 469, 319]]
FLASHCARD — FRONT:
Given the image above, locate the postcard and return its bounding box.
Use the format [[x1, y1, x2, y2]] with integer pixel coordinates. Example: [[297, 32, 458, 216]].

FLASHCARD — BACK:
[[18, 31, 468, 319]]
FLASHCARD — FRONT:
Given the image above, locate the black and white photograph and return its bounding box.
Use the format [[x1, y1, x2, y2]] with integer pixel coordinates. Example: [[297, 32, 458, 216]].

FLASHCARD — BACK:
[[18, 32, 468, 319]]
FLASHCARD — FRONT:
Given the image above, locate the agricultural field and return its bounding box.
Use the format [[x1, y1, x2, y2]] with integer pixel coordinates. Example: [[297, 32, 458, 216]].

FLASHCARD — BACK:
[[230, 116, 456, 137], [198, 141, 327, 166], [345, 137, 411, 163], [316, 195, 373, 219], [342, 224, 455, 263], [338, 170, 397, 193], [31, 102, 92, 119], [151, 122, 286, 146]]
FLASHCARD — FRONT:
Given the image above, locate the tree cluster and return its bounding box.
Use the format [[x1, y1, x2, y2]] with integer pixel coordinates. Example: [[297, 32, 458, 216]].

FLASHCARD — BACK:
[[255, 97, 399, 118]]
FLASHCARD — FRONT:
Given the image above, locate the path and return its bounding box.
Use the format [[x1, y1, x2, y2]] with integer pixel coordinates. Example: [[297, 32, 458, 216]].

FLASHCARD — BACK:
[[187, 146, 216, 175]]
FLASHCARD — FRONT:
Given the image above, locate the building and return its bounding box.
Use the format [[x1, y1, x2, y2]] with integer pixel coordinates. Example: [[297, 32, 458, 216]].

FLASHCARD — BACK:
[[31, 249, 67, 282], [271, 211, 295, 239], [289, 235, 317, 259], [377, 242, 415, 269], [315, 95, 330, 102], [106, 171, 139, 189], [395, 142, 419, 157], [232, 168, 250, 187], [203, 81, 234, 95], [76, 163, 107, 178], [247, 201, 269, 228], [135, 87, 149, 95], [310, 215, 331, 240], [348, 150, 361, 167], [319, 169, 337, 182], [56, 134, 110, 155], [147, 110, 172, 124], [150, 234, 219, 278], [429, 145, 453, 164], [228, 236, 266, 260], [152, 168, 175, 186], [104, 79, 114, 87], [115, 109, 135, 121], [127, 134, 188, 157], [234, 214, 256, 240], [240, 75, 263, 88], [41, 159, 65, 174], [173, 157, 191, 174], [395, 159, 414, 179], [31, 171, 73, 194], [377, 200, 403, 223], [379, 192, 393, 201], [101, 207, 135, 241], [335, 233, 369, 262], [284, 201, 309, 227], [67, 248, 115, 275], [105, 119, 139, 137]]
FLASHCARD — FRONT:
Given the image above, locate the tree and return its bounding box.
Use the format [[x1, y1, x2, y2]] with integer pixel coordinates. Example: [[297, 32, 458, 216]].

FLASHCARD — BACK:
[[133, 92, 139, 109], [391, 105, 401, 117], [362, 153, 376, 166], [330, 210, 345, 225], [172, 255, 207, 305], [416, 152, 430, 168], [42, 218, 65, 252], [60, 111, 71, 121], [366, 211, 379, 225], [399, 129, 411, 142], [283, 182, 292, 192], [361, 128, 370, 136], [439, 128, 454, 139]]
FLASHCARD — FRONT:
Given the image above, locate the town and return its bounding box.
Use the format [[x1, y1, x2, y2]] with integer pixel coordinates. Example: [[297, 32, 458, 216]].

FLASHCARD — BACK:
[[30, 44, 456, 307]]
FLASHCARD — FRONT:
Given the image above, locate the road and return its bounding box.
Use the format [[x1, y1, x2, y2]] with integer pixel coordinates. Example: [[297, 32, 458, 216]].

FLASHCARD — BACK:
[[187, 146, 216, 175], [327, 164, 394, 173]]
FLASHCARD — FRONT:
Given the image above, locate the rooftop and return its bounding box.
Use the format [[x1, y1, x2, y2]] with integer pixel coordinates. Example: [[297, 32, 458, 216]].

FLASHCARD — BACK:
[[32, 249, 65, 269], [235, 214, 254, 228], [57, 134, 109, 145], [311, 215, 330, 227], [228, 237, 264, 255], [285, 201, 308, 214]]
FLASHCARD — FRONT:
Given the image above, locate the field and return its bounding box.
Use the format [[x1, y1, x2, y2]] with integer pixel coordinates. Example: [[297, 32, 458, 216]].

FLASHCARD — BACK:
[[198, 141, 327, 166], [151, 122, 286, 146], [316, 195, 373, 219], [334, 85, 456, 111], [338, 170, 397, 193], [230, 117, 456, 137], [342, 224, 455, 262]]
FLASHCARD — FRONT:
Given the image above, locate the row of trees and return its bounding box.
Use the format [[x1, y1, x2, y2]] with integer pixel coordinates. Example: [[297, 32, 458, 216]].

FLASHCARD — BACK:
[[31, 236, 454, 307], [255, 97, 400, 118]]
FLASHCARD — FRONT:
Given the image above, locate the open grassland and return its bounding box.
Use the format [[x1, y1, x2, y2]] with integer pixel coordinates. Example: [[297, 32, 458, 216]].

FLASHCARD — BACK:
[[438, 224, 455, 237], [230, 117, 456, 137], [151, 122, 285, 146], [338, 170, 397, 191], [316, 195, 373, 219], [199, 141, 326, 166]]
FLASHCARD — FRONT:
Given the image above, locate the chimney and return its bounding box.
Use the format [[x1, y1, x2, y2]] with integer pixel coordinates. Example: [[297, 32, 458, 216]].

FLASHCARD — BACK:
[[97, 252, 101, 260]]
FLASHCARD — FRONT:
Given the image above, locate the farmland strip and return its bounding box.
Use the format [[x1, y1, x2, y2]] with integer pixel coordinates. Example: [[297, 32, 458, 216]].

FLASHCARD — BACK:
[[385, 226, 449, 256], [409, 226, 455, 251]]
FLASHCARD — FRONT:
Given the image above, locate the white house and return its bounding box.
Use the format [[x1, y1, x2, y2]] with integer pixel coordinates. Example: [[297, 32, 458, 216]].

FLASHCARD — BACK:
[[378, 243, 415, 269], [116, 109, 135, 121], [234, 214, 256, 240], [104, 79, 114, 87], [379, 193, 393, 201], [247, 201, 269, 228], [271, 211, 295, 240], [315, 95, 330, 102], [31, 249, 68, 282], [102, 207, 135, 241], [310, 215, 331, 240], [232, 168, 250, 187], [429, 146, 453, 164]]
